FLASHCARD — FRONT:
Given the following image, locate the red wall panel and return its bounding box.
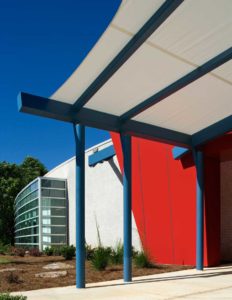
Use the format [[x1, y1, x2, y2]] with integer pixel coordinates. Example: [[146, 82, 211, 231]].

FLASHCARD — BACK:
[[204, 157, 220, 266], [111, 132, 222, 267]]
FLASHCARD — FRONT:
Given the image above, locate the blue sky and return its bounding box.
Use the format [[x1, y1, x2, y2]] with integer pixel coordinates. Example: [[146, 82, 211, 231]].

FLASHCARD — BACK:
[[0, 0, 121, 170]]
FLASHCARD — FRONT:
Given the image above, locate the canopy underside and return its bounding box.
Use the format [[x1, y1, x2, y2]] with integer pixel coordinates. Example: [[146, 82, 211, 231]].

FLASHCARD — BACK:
[[19, 0, 232, 147]]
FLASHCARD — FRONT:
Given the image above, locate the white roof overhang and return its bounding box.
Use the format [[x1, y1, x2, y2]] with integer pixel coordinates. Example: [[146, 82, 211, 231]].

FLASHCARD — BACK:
[[18, 0, 232, 148]]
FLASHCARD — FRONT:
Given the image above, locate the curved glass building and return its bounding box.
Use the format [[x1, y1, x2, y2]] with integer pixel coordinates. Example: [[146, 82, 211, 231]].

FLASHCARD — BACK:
[[15, 177, 67, 250]]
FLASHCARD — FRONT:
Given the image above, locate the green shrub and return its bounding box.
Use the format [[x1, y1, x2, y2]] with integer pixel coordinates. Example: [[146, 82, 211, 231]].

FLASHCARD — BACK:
[[132, 246, 139, 258], [85, 244, 95, 261], [52, 246, 63, 256], [134, 251, 155, 268], [0, 294, 27, 300], [91, 247, 111, 271], [44, 246, 53, 256], [0, 243, 10, 255], [61, 245, 76, 260], [110, 241, 123, 265], [44, 246, 62, 256], [105, 246, 112, 257], [29, 248, 42, 257]]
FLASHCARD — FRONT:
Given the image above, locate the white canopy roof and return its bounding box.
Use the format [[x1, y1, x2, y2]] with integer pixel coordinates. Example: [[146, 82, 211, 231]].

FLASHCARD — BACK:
[[19, 0, 232, 147]]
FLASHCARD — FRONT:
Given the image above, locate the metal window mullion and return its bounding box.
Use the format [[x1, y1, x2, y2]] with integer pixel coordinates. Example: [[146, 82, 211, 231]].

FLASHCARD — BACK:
[[38, 177, 43, 251], [40, 206, 66, 209], [15, 224, 39, 233], [15, 177, 39, 201], [41, 187, 66, 191], [16, 197, 39, 214], [16, 188, 39, 209], [15, 234, 39, 238], [15, 243, 39, 245], [15, 206, 39, 220], [15, 216, 39, 227]]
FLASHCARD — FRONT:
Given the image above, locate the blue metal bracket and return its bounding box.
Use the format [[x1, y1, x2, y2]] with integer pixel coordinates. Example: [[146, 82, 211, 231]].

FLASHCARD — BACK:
[[88, 145, 115, 167], [172, 147, 189, 160]]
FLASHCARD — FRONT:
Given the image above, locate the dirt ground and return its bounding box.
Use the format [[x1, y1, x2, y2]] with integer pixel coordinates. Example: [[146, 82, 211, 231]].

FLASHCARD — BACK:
[[0, 255, 193, 293]]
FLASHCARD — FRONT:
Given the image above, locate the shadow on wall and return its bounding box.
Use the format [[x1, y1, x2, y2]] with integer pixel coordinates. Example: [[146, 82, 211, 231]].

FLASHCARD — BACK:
[[108, 158, 123, 185]]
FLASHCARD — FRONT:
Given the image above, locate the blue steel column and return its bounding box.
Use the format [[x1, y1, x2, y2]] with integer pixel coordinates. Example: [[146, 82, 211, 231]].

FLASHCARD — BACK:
[[73, 124, 85, 288], [194, 150, 204, 271], [120, 134, 132, 282]]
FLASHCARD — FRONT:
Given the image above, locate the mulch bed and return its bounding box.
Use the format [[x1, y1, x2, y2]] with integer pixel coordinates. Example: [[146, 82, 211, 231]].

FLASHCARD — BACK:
[[0, 255, 193, 293]]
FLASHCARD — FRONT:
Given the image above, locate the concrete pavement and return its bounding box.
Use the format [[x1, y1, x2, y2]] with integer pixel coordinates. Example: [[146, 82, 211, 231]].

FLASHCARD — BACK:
[[12, 265, 232, 299]]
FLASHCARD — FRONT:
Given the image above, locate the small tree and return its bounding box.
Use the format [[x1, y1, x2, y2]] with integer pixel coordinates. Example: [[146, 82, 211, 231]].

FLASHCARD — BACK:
[[20, 157, 47, 186], [0, 158, 47, 245]]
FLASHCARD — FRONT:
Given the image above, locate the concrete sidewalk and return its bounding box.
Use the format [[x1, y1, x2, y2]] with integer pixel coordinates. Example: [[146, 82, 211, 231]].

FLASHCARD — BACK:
[[12, 265, 232, 299]]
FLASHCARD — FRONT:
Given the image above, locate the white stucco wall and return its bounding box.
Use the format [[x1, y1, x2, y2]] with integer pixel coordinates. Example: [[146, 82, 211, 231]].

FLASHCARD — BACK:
[[44, 139, 141, 250]]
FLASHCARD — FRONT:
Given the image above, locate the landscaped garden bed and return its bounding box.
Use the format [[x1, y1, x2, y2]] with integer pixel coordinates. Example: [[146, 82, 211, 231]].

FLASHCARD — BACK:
[[0, 253, 192, 293]]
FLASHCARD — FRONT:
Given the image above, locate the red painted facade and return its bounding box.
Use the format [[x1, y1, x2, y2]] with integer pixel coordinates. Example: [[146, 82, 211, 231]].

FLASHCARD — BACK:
[[111, 133, 232, 267]]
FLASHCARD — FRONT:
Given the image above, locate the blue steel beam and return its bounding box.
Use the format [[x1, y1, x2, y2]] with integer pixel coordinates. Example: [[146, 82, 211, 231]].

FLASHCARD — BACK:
[[193, 150, 204, 271], [18, 92, 120, 129], [18, 92, 191, 147], [121, 119, 191, 147], [72, 0, 184, 112], [120, 47, 232, 122], [73, 124, 86, 288], [192, 115, 232, 147], [18, 92, 74, 123], [173, 115, 232, 159], [121, 134, 132, 282]]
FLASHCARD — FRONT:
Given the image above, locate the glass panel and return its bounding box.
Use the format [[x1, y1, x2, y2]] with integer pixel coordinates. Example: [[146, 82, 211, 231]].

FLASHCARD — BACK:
[[16, 236, 39, 244], [42, 217, 66, 226], [41, 198, 66, 207], [43, 236, 51, 243], [41, 189, 66, 198], [16, 209, 39, 223], [51, 208, 66, 216], [51, 217, 66, 226], [42, 218, 51, 225], [41, 179, 66, 189], [51, 235, 66, 244], [15, 217, 38, 230], [16, 198, 38, 216], [15, 181, 38, 208], [42, 209, 51, 216], [42, 227, 51, 234], [16, 190, 38, 211], [51, 226, 66, 234], [15, 226, 39, 237]]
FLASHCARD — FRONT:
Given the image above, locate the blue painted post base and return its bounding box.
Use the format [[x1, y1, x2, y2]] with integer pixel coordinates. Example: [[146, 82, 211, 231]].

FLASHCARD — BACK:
[[124, 257, 132, 282]]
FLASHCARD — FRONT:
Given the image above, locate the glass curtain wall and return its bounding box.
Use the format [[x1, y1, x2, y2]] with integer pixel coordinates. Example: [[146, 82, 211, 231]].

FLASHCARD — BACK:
[[15, 177, 67, 250], [41, 178, 67, 250], [15, 179, 40, 247]]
